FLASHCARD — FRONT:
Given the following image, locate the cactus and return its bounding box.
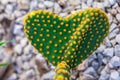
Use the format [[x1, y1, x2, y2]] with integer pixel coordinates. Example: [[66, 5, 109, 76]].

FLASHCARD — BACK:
[[24, 8, 109, 80]]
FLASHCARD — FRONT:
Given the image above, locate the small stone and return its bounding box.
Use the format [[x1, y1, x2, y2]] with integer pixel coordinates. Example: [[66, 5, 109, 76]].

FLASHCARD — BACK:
[[75, 5, 81, 9], [26, 69, 35, 79], [112, 3, 119, 8], [7, 73, 17, 80], [44, 1, 54, 8], [54, 3, 62, 14], [100, 65, 110, 75], [58, 0, 67, 5], [110, 71, 120, 80], [117, 0, 120, 5], [5, 4, 14, 14], [103, 48, 114, 57], [110, 23, 117, 32], [14, 11, 22, 18], [109, 0, 116, 5], [110, 39, 116, 46], [36, 54, 45, 63], [107, 9, 117, 15], [18, 0, 29, 10], [19, 69, 35, 80], [115, 34, 120, 44], [96, 44, 106, 53], [88, 53, 97, 65], [22, 62, 30, 70], [116, 7, 120, 13], [102, 58, 109, 64], [81, 2, 89, 9], [91, 60, 99, 70], [116, 14, 120, 22], [103, 1, 111, 8], [69, 0, 81, 6], [79, 73, 94, 80], [99, 74, 110, 80], [107, 13, 113, 24], [29, 0, 38, 11], [104, 37, 112, 47], [110, 56, 120, 68], [41, 71, 55, 80], [13, 24, 23, 35], [20, 38, 28, 47], [84, 67, 98, 77], [14, 44, 22, 55], [93, 2, 104, 10], [109, 33, 116, 40], [38, 3, 45, 9], [113, 18, 118, 24], [97, 53, 104, 65], [115, 45, 120, 57], [111, 28, 119, 34], [16, 57, 23, 68], [59, 12, 68, 17], [77, 60, 88, 71], [24, 45, 33, 55], [86, 0, 93, 7]]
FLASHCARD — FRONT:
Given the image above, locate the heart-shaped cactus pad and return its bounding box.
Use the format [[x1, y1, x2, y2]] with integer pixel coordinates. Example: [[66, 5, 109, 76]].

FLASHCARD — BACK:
[[24, 8, 109, 68]]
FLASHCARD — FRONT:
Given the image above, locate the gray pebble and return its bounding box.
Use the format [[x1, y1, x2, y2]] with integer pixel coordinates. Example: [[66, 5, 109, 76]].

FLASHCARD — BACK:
[[99, 74, 110, 80], [84, 67, 98, 77], [103, 48, 114, 57], [115, 45, 120, 57], [91, 60, 99, 70]]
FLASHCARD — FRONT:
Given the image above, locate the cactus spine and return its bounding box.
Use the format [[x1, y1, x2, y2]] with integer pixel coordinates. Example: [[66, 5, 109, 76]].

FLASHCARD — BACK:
[[24, 8, 109, 80]]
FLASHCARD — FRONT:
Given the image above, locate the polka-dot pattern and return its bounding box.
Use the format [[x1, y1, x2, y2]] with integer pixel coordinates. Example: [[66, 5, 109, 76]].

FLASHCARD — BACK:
[[24, 8, 109, 79]]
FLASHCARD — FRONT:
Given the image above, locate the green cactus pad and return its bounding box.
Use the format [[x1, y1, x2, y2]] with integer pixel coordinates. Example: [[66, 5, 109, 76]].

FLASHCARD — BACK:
[[24, 8, 109, 69]]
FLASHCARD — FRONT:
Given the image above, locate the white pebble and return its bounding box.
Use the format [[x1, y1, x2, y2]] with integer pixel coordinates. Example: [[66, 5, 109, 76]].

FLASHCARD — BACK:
[[20, 38, 28, 47], [44, 1, 54, 8], [110, 56, 120, 68], [14, 44, 22, 55], [54, 3, 62, 14], [110, 71, 120, 80]]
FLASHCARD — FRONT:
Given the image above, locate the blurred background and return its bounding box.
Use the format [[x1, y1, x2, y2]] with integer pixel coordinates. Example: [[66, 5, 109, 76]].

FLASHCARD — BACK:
[[0, 0, 120, 80]]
